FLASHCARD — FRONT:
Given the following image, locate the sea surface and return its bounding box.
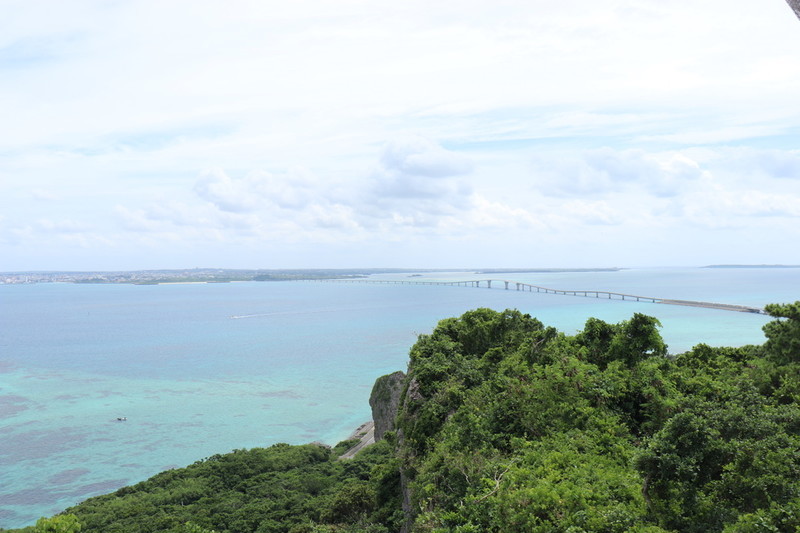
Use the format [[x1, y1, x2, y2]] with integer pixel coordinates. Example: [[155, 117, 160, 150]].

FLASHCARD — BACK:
[[1, 267, 799, 528]]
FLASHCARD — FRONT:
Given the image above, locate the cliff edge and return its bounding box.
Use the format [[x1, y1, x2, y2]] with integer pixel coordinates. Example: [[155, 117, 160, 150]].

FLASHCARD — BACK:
[[368, 370, 406, 442]]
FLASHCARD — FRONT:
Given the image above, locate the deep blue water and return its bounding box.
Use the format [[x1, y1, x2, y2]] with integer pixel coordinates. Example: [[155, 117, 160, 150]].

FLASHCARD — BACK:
[[1, 267, 798, 528]]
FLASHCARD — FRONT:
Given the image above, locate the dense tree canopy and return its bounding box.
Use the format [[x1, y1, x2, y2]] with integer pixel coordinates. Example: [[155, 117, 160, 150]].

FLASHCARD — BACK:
[[398, 307, 799, 532]]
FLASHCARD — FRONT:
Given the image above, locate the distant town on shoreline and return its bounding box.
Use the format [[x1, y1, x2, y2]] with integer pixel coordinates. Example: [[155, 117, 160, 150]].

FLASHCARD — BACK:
[[2, 265, 798, 285], [0, 267, 621, 285]]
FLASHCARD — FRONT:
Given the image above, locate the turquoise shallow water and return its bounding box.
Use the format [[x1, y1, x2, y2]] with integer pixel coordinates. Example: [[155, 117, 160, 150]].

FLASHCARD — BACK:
[[1, 267, 798, 528]]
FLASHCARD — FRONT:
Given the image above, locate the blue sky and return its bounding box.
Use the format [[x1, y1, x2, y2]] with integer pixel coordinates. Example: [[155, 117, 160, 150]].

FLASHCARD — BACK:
[[2, 0, 799, 270]]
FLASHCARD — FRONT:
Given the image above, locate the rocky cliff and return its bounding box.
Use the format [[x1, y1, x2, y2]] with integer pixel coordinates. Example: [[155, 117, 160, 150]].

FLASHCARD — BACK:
[[368, 370, 406, 441], [788, 0, 800, 21]]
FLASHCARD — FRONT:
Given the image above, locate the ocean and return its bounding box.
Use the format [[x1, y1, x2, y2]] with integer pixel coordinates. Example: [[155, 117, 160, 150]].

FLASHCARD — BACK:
[[1, 267, 798, 528]]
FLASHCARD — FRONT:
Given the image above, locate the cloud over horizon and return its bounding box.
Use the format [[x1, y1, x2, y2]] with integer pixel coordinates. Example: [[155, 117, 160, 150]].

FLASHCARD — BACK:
[[1, 0, 799, 270]]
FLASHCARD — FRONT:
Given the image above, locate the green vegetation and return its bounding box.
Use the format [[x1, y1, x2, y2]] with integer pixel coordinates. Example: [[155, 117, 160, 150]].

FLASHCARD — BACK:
[[396, 306, 800, 532], [7, 303, 800, 532], [31, 515, 81, 533], [6, 443, 402, 533]]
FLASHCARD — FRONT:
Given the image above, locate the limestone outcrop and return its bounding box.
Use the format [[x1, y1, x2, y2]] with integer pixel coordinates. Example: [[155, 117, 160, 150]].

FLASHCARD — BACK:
[[368, 371, 406, 441], [788, 0, 800, 21]]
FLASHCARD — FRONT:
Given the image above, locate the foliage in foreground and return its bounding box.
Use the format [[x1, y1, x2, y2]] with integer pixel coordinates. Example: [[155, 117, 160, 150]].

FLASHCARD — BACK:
[[7, 302, 800, 532], [6, 442, 402, 533], [396, 304, 800, 532]]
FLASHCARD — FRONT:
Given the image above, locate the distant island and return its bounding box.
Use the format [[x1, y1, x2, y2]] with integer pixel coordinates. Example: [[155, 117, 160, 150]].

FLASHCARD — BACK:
[[703, 264, 800, 269], [0, 268, 418, 285], [476, 267, 622, 274], [0, 267, 622, 285], [4, 264, 795, 286]]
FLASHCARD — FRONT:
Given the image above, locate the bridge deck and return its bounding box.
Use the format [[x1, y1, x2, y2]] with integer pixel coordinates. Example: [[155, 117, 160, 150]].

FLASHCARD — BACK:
[[311, 278, 764, 314]]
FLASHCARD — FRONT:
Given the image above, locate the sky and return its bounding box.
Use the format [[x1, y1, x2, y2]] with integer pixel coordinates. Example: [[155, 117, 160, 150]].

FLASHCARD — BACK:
[[1, 0, 799, 271]]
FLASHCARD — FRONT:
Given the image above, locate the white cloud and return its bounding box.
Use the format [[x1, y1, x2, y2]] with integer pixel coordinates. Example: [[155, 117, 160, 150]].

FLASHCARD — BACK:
[[305, 204, 360, 232], [115, 205, 165, 232], [683, 187, 800, 225], [467, 195, 547, 231], [561, 200, 624, 226], [363, 138, 476, 228], [193, 168, 268, 213], [30, 188, 58, 200], [379, 136, 473, 178], [35, 218, 92, 234], [649, 154, 708, 197], [368, 138, 474, 209], [139, 201, 213, 227], [531, 149, 706, 198], [193, 167, 339, 216], [717, 149, 800, 181], [2, 1, 800, 269]]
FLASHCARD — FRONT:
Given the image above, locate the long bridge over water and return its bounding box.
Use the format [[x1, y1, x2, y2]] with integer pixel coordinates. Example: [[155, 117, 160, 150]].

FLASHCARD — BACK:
[[311, 278, 765, 314]]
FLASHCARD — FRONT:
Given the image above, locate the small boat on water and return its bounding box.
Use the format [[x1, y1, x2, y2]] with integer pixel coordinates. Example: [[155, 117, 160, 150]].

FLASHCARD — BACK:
[[116, 417, 127, 421]]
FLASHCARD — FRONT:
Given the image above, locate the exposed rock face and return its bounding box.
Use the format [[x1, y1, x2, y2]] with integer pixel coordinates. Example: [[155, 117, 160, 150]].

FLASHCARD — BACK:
[[399, 468, 414, 533], [368, 371, 406, 442], [370, 370, 416, 532], [788, 0, 800, 21], [397, 375, 422, 533]]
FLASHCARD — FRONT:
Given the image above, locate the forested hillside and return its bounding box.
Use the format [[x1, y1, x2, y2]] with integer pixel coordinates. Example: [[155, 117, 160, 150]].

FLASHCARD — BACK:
[[8, 303, 800, 533], [395, 304, 800, 532]]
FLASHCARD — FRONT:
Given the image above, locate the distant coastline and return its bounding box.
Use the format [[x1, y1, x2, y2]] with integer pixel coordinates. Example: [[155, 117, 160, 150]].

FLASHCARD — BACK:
[[703, 264, 800, 269], [0, 267, 623, 285], [9, 264, 800, 285], [1, 268, 385, 285], [476, 267, 623, 274]]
